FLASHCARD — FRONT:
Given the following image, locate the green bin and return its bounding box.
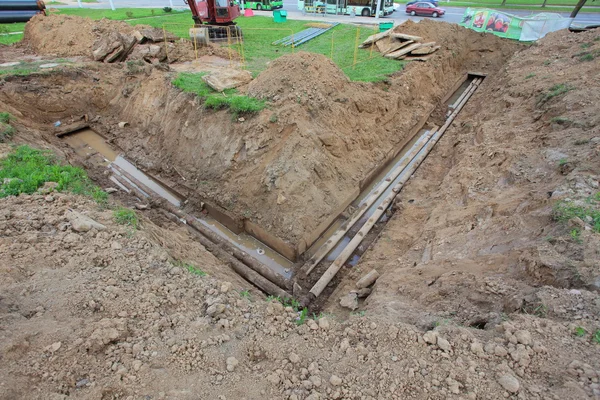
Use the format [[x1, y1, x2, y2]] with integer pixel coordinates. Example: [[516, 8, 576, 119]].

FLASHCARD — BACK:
[[379, 22, 393, 32], [273, 9, 288, 23]]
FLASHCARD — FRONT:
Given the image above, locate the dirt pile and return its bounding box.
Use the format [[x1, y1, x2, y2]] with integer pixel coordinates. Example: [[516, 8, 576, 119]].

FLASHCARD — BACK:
[[22, 14, 224, 63], [1, 192, 599, 399], [248, 51, 349, 100], [328, 26, 600, 347]]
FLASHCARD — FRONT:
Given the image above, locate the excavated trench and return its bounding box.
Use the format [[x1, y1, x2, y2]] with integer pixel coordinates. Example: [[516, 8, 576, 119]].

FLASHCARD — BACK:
[[54, 72, 486, 306]]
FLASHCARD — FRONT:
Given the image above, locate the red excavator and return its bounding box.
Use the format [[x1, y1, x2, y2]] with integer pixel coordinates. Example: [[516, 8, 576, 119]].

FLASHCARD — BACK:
[[185, 0, 243, 41]]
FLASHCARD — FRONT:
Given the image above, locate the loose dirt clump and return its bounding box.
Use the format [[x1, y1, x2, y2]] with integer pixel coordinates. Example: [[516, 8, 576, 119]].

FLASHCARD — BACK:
[[22, 14, 228, 63], [23, 14, 137, 57]]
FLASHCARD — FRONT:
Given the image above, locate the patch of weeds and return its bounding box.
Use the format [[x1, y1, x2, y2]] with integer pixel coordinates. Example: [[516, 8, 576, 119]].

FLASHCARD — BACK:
[[574, 139, 590, 145], [0, 145, 107, 203], [113, 207, 138, 229], [522, 303, 547, 318], [174, 260, 207, 276], [544, 235, 554, 242], [570, 228, 582, 244], [553, 200, 600, 233], [295, 307, 308, 325], [543, 59, 551, 66], [580, 43, 591, 49], [595, 36, 600, 42], [269, 113, 278, 123], [525, 73, 536, 79], [574, 326, 586, 337], [125, 11, 134, 18], [0, 112, 14, 124], [558, 158, 568, 166], [163, 6, 173, 12], [351, 310, 366, 317], [173, 72, 265, 115], [595, 330, 600, 344], [538, 83, 575, 106], [550, 116, 571, 125], [240, 289, 251, 299]]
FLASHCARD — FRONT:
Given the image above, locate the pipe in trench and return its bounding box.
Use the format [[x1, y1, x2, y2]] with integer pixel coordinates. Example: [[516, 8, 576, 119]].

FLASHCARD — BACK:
[[299, 126, 439, 278], [307, 78, 483, 299], [110, 166, 293, 298]]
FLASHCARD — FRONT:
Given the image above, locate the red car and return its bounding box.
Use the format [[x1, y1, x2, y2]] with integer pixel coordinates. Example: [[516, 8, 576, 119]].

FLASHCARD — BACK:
[[406, 2, 445, 18]]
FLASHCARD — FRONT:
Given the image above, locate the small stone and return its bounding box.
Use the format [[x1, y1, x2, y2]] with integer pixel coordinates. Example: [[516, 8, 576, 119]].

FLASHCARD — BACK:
[[423, 330, 438, 345], [48, 342, 62, 352], [309, 375, 322, 387], [105, 187, 119, 194], [226, 357, 239, 372], [277, 192, 286, 205], [307, 319, 319, 330], [497, 374, 520, 393], [289, 353, 301, 364], [134, 203, 148, 210], [329, 375, 342, 386], [494, 345, 508, 357], [471, 342, 485, 356], [514, 330, 532, 346], [356, 269, 380, 289], [111, 241, 122, 250], [339, 293, 358, 310], [206, 303, 226, 317], [132, 360, 142, 371], [318, 317, 330, 330], [75, 378, 89, 388], [45, 195, 55, 202], [437, 337, 451, 352], [220, 282, 232, 293]]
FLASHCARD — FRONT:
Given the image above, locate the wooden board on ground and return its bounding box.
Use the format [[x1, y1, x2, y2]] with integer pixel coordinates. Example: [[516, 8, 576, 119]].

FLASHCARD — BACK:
[[382, 39, 415, 55], [411, 45, 440, 55], [391, 32, 423, 42], [384, 42, 423, 59], [360, 29, 393, 47], [404, 53, 436, 62]]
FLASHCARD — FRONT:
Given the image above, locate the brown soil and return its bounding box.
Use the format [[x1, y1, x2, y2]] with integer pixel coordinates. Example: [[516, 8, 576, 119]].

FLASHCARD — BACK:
[[4, 19, 520, 258], [22, 14, 230, 62], [1, 18, 600, 400]]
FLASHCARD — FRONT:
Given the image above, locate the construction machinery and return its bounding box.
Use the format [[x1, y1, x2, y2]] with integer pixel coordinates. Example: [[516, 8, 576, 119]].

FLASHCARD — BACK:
[[185, 0, 242, 44]]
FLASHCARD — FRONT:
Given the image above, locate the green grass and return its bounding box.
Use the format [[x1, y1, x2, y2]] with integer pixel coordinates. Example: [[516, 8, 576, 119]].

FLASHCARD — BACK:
[[295, 307, 308, 325], [574, 326, 586, 337], [537, 83, 575, 106], [240, 289, 251, 298], [172, 260, 207, 276], [525, 73, 536, 79], [172, 72, 266, 115], [113, 207, 139, 229], [575, 49, 600, 62], [553, 198, 600, 233], [0, 145, 107, 203], [551, 116, 571, 125], [0, 111, 15, 142], [595, 330, 600, 344]]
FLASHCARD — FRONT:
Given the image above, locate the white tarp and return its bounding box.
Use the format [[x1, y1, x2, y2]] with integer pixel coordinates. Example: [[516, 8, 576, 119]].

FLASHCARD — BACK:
[[520, 13, 573, 41]]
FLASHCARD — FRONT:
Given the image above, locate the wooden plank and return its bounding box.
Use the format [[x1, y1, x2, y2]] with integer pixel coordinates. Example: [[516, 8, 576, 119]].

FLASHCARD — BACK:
[[390, 32, 423, 42], [360, 29, 393, 47], [382, 39, 414, 55], [384, 42, 422, 59], [403, 53, 436, 62], [411, 45, 440, 56]]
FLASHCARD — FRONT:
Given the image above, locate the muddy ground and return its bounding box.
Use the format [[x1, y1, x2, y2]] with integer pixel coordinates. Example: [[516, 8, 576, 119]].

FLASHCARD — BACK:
[[1, 13, 600, 400]]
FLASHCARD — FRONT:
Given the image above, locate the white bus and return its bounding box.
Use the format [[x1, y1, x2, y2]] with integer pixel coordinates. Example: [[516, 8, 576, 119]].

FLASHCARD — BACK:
[[299, 0, 395, 17]]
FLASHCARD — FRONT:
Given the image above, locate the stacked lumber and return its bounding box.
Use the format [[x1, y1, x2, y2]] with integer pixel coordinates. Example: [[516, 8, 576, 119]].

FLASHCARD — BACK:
[[359, 30, 440, 61]]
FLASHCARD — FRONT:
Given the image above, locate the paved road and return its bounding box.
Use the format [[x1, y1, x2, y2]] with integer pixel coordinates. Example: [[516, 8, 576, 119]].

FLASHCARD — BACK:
[[61, 0, 600, 25]]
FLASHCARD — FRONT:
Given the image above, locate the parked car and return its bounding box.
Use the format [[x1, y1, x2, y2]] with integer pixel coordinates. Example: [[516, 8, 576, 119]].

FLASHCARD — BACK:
[[405, 2, 445, 17], [406, 0, 439, 6]]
